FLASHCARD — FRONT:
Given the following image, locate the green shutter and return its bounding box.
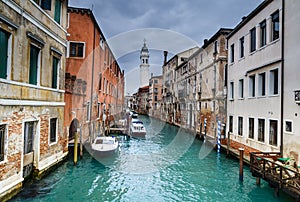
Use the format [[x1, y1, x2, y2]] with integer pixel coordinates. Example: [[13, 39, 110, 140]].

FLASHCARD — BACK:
[[0, 30, 9, 79], [29, 45, 39, 85], [54, 0, 61, 24], [52, 57, 59, 88]]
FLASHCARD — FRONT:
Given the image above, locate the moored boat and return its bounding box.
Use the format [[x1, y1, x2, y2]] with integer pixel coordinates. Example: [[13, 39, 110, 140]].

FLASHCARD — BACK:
[[130, 118, 146, 138]]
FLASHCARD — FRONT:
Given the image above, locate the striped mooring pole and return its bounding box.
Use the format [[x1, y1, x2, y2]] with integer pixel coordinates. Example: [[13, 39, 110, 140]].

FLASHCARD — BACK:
[[217, 121, 221, 153]]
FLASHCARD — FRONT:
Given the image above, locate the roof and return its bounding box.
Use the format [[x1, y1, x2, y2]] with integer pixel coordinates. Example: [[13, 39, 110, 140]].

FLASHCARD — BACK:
[[202, 28, 233, 49], [227, 0, 273, 39]]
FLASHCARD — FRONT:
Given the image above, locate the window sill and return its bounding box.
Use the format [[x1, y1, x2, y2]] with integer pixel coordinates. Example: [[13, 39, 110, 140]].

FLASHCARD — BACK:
[[49, 141, 58, 146], [238, 97, 245, 100], [248, 96, 256, 99], [268, 94, 280, 98], [257, 95, 266, 98]]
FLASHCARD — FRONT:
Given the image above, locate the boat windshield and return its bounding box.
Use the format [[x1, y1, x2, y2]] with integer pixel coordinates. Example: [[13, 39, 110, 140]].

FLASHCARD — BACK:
[[95, 139, 115, 144]]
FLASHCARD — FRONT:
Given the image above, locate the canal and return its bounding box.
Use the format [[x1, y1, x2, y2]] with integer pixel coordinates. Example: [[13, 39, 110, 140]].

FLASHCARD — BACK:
[[11, 116, 294, 202]]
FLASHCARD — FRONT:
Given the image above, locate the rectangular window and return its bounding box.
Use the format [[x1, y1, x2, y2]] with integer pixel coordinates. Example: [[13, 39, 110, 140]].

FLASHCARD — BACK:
[[258, 72, 266, 96], [54, 0, 62, 24], [258, 119, 265, 142], [86, 102, 90, 121], [248, 118, 254, 139], [0, 29, 10, 79], [0, 124, 6, 162], [224, 65, 227, 87], [250, 27, 256, 52], [52, 56, 59, 88], [285, 121, 292, 133], [50, 118, 57, 143], [269, 69, 278, 95], [272, 10, 279, 41], [69, 42, 84, 58], [260, 20, 267, 47], [239, 37, 244, 58], [239, 79, 244, 98], [98, 73, 102, 91], [269, 120, 278, 146], [154, 96, 158, 101], [229, 116, 233, 133], [230, 44, 234, 63], [214, 41, 218, 54], [29, 44, 40, 85], [97, 102, 101, 118], [229, 81, 234, 100], [249, 75, 255, 97], [238, 117, 243, 136], [35, 0, 52, 10], [24, 121, 36, 154]]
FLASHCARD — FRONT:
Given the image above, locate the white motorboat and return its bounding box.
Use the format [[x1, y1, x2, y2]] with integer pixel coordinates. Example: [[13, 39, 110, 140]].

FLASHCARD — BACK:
[[130, 118, 146, 138], [90, 136, 119, 156]]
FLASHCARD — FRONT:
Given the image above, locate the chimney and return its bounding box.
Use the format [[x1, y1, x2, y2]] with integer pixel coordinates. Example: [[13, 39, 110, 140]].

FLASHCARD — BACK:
[[163, 51, 168, 65], [204, 39, 208, 45]]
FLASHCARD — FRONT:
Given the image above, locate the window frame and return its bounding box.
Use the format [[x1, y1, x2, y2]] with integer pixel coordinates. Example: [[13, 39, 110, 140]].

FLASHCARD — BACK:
[[0, 124, 8, 163], [229, 115, 233, 133], [239, 37, 244, 58], [29, 43, 42, 86], [260, 20, 267, 47], [238, 79, 244, 99], [269, 119, 278, 146], [238, 116, 243, 136], [258, 72, 266, 96], [271, 10, 280, 41], [269, 68, 279, 96], [258, 118, 265, 142], [229, 81, 234, 100], [69, 41, 85, 58], [250, 27, 256, 52], [284, 120, 293, 134], [49, 117, 58, 145], [248, 117, 254, 139], [230, 43, 234, 63], [0, 28, 12, 80], [248, 75, 256, 98]]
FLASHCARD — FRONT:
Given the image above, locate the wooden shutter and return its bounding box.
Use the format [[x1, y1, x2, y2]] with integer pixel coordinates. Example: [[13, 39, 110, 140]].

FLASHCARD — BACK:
[[54, 0, 61, 24], [52, 56, 59, 88], [0, 30, 9, 79], [29, 45, 39, 85]]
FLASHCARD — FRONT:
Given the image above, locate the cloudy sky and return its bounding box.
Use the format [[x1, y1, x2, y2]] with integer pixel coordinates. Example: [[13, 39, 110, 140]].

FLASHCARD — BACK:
[[69, 0, 263, 95]]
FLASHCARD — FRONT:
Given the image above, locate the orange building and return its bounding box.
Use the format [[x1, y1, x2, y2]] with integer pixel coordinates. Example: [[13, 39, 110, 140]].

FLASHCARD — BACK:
[[65, 7, 124, 142]]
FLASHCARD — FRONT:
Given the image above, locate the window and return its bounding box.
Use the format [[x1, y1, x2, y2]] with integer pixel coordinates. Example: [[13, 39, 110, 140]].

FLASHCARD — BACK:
[[86, 102, 90, 121], [229, 81, 234, 100], [239, 37, 244, 58], [224, 65, 228, 87], [154, 96, 158, 101], [154, 79, 158, 84], [200, 53, 203, 63], [24, 121, 36, 154], [269, 69, 278, 95], [239, 79, 244, 98], [97, 102, 101, 118], [69, 42, 84, 58], [34, 0, 52, 10], [54, 0, 61, 24], [230, 44, 234, 63], [258, 73, 266, 96], [0, 29, 10, 79], [29, 44, 41, 85], [249, 118, 254, 139], [214, 41, 218, 53], [229, 116, 233, 133], [260, 20, 267, 47], [285, 121, 292, 133], [258, 119, 265, 142], [0, 124, 6, 162], [50, 118, 57, 143], [250, 27, 256, 52], [52, 56, 59, 88], [98, 73, 102, 91], [238, 117, 243, 136], [249, 75, 255, 97], [269, 120, 278, 146], [272, 10, 279, 41]]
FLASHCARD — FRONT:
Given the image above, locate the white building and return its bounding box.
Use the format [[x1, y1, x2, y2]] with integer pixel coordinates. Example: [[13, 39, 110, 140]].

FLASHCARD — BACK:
[[282, 0, 300, 163], [226, 0, 282, 153], [140, 40, 150, 87]]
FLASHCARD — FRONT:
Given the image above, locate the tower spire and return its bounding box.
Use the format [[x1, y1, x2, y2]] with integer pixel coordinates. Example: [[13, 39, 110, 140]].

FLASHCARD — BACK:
[[140, 39, 150, 87]]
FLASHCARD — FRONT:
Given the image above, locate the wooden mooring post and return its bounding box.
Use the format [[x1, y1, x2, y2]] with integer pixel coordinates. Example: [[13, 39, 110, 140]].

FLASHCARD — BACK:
[[239, 148, 244, 182], [74, 132, 78, 165], [227, 131, 230, 156], [80, 129, 83, 159]]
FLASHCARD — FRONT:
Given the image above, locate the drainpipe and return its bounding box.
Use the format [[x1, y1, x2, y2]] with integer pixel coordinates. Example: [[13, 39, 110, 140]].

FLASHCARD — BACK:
[[89, 11, 96, 141], [280, 0, 285, 155]]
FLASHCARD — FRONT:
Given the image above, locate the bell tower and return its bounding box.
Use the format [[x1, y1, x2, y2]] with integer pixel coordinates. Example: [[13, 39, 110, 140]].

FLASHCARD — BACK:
[[140, 39, 150, 87]]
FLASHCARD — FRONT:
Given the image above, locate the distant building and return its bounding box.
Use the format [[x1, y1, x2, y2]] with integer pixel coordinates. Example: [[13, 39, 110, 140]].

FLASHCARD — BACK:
[[162, 47, 199, 124], [149, 75, 163, 118], [226, 0, 282, 154], [133, 86, 149, 115], [140, 40, 150, 87], [65, 7, 125, 142], [0, 0, 68, 200]]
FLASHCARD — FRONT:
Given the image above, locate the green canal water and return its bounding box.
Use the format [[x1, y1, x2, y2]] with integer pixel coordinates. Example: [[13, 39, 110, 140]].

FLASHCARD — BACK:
[[11, 116, 294, 202]]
